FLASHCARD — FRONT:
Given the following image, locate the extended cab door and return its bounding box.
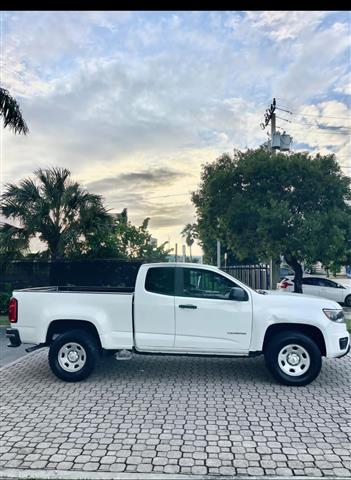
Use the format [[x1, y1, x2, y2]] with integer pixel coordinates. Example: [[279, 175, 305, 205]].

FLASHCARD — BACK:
[[134, 266, 176, 350], [174, 266, 252, 354]]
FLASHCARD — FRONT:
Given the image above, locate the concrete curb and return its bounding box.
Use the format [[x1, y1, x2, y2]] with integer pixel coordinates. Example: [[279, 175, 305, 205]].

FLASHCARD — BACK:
[[0, 469, 347, 480]]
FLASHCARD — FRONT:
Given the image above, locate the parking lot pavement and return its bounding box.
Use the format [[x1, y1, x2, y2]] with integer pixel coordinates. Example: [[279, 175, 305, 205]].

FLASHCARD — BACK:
[[0, 326, 35, 368], [0, 350, 350, 478]]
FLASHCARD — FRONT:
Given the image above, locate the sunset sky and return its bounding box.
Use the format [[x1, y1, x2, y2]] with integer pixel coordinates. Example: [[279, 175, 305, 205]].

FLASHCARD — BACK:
[[1, 11, 350, 256]]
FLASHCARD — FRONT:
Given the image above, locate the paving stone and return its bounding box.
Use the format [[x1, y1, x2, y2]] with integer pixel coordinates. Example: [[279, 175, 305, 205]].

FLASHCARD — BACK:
[[0, 350, 350, 477], [191, 465, 207, 474]]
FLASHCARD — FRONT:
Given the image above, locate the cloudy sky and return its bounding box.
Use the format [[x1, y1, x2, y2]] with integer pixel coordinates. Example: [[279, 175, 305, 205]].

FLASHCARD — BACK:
[[1, 11, 350, 255]]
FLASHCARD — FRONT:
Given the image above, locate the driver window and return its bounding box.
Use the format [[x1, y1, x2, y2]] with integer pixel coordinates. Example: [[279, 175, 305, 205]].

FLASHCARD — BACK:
[[181, 268, 244, 300]]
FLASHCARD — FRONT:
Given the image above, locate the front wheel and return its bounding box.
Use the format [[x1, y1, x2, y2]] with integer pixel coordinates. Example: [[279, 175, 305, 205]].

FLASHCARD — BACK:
[[344, 295, 351, 307], [49, 329, 99, 382], [264, 331, 322, 386]]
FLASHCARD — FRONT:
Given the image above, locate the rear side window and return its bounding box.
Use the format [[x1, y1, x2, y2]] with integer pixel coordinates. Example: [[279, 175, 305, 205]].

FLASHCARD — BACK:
[[302, 277, 319, 286], [145, 267, 175, 295]]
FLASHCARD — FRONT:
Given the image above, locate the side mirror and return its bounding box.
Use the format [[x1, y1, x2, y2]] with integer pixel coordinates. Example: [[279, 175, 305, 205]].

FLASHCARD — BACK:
[[229, 287, 248, 301]]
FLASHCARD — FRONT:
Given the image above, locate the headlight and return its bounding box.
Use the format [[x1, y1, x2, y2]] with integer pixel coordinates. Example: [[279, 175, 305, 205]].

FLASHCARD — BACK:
[[323, 309, 345, 323]]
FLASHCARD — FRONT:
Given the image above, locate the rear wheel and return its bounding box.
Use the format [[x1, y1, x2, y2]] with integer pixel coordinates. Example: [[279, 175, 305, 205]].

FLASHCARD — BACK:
[[345, 295, 351, 307], [49, 329, 99, 382], [264, 331, 322, 386]]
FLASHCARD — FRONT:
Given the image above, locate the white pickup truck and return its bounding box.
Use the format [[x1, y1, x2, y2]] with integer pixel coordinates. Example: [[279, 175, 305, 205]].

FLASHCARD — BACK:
[[6, 263, 349, 386]]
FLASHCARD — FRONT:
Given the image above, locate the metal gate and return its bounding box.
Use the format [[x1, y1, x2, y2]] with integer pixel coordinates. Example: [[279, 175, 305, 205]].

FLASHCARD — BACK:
[[222, 264, 270, 290]]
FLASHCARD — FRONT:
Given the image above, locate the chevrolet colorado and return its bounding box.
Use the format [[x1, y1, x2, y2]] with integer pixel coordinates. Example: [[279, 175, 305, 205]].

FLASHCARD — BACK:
[[6, 263, 350, 385]]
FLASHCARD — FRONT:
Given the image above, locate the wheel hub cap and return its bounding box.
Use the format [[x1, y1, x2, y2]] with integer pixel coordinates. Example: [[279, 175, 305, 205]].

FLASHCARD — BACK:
[[287, 353, 300, 365], [278, 344, 310, 377], [58, 342, 87, 373], [68, 351, 79, 362]]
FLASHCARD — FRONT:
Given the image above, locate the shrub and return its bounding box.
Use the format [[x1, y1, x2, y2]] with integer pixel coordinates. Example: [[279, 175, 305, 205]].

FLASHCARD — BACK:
[[0, 283, 12, 315]]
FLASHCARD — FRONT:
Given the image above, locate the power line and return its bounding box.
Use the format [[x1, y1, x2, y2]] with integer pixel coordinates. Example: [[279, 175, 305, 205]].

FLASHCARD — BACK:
[[293, 112, 350, 121], [276, 106, 350, 122], [277, 116, 351, 134]]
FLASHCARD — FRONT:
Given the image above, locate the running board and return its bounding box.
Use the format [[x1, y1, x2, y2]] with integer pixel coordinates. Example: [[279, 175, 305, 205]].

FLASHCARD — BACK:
[[25, 343, 47, 353]]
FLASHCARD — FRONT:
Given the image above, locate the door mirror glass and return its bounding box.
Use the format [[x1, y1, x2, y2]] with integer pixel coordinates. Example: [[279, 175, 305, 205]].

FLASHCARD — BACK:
[[229, 287, 248, 302]]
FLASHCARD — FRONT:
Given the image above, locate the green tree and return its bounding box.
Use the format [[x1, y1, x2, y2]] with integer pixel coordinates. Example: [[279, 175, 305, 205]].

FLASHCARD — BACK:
[[0, 167, 112, 260], [181, 223, 198, 260], [72, 208, 171, 262], [0, 87, 28, 134], [192, 149, 351, 293]]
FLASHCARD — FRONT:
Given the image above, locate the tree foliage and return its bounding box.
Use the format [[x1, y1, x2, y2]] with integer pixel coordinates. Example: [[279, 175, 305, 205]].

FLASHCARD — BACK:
[[0, 87, 29, 134], [73, 208, 171, 262], [0, 167, 112, 260], [1, 167, 171, 263], [181, 223, 198, 260], [192, 148, 351, 292]]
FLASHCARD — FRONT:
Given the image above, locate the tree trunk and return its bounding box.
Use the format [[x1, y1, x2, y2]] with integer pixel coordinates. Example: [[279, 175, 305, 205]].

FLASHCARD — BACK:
[[284, 254, 303, 293], [190, 245, 192, 261]]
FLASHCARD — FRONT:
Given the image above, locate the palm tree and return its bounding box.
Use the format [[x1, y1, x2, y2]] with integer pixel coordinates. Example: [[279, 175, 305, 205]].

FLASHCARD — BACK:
[[0, 87, 28, 134], [0, 167, 112, 260], [181, 223, 198, 261]]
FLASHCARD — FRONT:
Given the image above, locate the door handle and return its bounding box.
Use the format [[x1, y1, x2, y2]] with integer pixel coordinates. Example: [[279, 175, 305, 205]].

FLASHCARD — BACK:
[[179, 304, 197, 309]]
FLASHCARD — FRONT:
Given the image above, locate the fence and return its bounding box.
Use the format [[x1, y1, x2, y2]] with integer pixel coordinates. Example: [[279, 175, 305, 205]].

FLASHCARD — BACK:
[[222, 264, 270, 290], [0, 259, 143, 292], [1, 259, 271, 293]]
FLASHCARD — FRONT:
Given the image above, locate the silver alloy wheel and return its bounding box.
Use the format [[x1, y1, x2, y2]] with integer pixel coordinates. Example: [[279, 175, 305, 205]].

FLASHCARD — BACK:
[[278, 344, 310, 377], [58, 342, 87, 372]]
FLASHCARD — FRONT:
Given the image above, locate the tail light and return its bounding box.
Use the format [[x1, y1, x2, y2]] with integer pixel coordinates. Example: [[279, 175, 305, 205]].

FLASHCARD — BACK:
[[280, 280, 293, 289], [8, 297, 18, 323]]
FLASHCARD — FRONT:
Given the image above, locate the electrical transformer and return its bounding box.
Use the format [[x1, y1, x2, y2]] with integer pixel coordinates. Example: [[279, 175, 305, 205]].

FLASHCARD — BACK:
[[280, 133, 292, 151], [271, 132, 281, 149], [271, 132, 292, 151]]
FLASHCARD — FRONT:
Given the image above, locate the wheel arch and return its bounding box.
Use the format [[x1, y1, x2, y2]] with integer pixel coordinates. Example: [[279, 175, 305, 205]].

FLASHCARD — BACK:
[[263, 323, 326, 356], [46, 319, 102, 350]]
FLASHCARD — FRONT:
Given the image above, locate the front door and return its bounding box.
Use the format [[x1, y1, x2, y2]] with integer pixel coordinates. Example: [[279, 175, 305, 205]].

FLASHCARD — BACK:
[[174, 267, 252, 354], [317, 278, 345, 302]]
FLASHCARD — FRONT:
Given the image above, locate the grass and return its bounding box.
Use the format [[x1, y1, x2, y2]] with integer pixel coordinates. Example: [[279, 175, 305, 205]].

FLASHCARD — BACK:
[[0, 315, 9, 326], [346, 318, 351, 333]]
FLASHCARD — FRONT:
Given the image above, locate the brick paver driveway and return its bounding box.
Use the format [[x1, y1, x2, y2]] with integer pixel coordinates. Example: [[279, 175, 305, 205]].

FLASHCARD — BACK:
[[0, 350, 350, 478]]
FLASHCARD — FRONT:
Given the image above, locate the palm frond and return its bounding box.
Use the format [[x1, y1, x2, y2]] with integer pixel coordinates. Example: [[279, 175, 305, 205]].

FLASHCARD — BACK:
[[0, 222, 30, 253], [0, 87, 29, 135]]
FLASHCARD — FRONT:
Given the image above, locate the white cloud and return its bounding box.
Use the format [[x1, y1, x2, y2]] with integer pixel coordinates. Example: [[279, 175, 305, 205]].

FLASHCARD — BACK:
[[1, 11, 350, 253], [244, 11, 328, 41]]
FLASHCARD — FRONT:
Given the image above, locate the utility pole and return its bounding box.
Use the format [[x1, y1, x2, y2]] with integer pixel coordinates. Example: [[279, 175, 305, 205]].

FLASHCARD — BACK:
[[217, 240, 221, 268], [271, 100, 276, 155], [261, 98, 280, 290]]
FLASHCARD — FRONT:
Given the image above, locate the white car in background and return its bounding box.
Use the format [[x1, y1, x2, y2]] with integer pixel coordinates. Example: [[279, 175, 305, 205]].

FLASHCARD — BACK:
[[279, 276, 351, 306]]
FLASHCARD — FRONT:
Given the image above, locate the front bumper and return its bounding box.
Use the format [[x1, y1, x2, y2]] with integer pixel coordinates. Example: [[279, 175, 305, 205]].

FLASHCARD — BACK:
[[6, 328, 21, 347], [336, 343, 350, 359], [324, 321, 350, 357]]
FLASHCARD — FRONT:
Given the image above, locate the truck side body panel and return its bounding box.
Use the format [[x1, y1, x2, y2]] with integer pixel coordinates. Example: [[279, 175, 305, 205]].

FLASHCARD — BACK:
[[13, 291, 134, 349]]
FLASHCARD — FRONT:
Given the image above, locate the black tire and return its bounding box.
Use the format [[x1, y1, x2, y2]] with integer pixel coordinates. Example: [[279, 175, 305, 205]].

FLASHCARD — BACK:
[[264, 331, 322, 386], [345, 295, 351, 307], [48, 329, 99, 382]]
